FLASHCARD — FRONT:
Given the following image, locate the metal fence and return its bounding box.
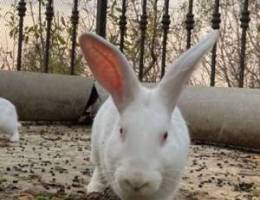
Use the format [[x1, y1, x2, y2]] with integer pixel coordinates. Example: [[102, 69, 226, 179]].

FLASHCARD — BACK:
[[15, 0, 251, 87]]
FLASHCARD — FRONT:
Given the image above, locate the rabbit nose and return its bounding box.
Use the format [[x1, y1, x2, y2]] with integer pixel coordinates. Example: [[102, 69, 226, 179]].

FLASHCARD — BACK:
[[118, 173, 161, 195], [117, 168, 162, 195], [124, 178, 149, 192]]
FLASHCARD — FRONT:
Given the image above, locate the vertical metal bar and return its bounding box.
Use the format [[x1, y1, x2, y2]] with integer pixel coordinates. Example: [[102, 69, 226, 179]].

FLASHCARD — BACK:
[[16, 0, 26, 71], [210, 0, 221, 86], [239, 0, 250, 88], [185, 0, 194, 50], [70, 0, 79, 75], [139, 0, 148, 81], [96, 0, 108, 38], [210, 44, 218, 86], [160, 0, 170, 78], [44, 0, 54, 73], [119, 0, 127, 52]]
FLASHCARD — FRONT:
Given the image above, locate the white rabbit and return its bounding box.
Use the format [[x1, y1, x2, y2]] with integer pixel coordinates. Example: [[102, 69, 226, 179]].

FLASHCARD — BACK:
[[0, 97, 20, 142], [79, 30, 219, 200]]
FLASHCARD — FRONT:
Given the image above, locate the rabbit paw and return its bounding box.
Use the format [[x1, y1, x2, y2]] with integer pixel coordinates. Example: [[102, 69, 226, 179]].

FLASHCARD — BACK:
[[10, 133, 19, 142], [87, 168, 105, 193]]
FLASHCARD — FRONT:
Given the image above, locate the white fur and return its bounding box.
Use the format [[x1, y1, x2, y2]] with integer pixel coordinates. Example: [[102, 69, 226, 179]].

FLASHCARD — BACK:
[[0, 97, 20, 142], [80, 30, 219, 200]]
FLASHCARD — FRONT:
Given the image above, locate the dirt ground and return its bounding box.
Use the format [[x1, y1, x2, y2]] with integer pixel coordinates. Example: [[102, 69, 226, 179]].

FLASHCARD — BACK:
[[0, 125, 259, 200]]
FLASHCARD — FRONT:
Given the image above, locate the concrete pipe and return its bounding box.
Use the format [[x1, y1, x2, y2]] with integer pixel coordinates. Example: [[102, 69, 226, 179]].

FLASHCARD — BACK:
[[0, 71, 259, 150], [178, 87, 260, 150], [0, 71, 94, 121]]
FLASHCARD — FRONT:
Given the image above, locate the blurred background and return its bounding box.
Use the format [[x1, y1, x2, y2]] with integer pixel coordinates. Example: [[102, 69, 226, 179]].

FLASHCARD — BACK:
[[0, 0, 259, 87]]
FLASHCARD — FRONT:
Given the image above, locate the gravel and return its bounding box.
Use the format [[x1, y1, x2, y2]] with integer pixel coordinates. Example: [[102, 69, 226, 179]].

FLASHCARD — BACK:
[[0, 125, 259, 200]]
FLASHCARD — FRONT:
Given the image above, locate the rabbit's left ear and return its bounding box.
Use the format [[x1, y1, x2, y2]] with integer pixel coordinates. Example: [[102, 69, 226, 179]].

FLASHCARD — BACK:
[[157, 30, 219, 113], [79, 33, 140, 112]]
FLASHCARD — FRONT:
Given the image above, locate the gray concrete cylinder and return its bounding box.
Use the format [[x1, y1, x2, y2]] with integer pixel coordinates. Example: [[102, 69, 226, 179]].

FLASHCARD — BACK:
[[0, 71, 259, 150], [178, 87, 260, 150], [0, 71, 93, 121]]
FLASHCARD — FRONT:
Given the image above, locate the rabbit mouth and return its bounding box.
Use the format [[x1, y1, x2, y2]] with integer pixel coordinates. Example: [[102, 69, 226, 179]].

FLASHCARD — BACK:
[[113, 169, 161, 199], [123, 193, 152, 200], [114, 185, 156, 200]]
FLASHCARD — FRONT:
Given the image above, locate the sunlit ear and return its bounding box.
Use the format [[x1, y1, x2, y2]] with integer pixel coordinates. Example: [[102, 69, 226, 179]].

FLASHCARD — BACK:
[[79, 33, 140, 112], [157, 30, 219, 112]]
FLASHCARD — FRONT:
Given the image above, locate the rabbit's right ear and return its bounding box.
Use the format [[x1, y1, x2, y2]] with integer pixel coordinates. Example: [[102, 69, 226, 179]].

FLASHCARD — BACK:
[[79, 33, 140, 112], [157, 30, 219, 113]]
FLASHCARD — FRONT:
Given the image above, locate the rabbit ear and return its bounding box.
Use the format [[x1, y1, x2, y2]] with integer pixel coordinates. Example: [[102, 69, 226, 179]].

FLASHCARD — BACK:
[[79, 33, 140, 112], [157, 30, 219, 112]]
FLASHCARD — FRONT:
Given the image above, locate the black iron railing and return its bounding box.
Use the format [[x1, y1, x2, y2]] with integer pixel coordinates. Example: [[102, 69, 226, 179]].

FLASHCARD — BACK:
[[70, 0, 79, 75], [210, 0, 221, 87], [160, 0, 170, 79], [16, 0, 26, 71], [119, 0, 127, 53], [185, 0, 194, 50], [44, 0, 54, 73], [239, 0, 250, 88], [96, 0, 107, 38], [15, 0, 252, 87], [138, 0, 148, 81]]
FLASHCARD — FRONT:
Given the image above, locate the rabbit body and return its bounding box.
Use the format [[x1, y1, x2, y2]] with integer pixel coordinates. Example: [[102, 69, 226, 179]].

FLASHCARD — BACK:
[[0, 97, 20, 142], [79, 30, 219, 200], [89, 96, 189, 200]]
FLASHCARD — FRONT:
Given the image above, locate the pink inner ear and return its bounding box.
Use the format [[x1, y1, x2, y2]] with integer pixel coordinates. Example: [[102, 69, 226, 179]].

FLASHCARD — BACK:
[[80, 36, 124, 100]]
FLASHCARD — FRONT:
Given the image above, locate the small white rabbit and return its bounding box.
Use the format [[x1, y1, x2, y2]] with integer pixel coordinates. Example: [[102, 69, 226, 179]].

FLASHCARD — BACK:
[[79, 30, 219, 200], [0, 97, 20, 142]]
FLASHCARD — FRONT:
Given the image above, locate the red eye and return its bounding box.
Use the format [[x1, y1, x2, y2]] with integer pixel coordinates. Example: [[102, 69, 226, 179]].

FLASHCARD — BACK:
[[161, 132, 168, 144], [119, 128, 126, 141], [163, 132, 168, 140]]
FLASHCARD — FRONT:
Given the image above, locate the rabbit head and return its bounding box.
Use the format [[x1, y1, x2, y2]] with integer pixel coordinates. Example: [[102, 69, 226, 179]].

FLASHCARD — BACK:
[[80, 30, 219, 199]]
